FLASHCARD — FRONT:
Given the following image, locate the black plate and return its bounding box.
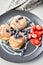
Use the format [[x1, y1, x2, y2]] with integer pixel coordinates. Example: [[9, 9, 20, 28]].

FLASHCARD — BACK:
[[0, 10, 43, 63]]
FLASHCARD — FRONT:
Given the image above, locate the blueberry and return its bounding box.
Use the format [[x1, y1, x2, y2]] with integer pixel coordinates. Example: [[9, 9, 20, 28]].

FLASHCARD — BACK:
[[16, 29, 19, 32], [16, 19, 18, 22], [14, 35, 17, 38], [6, 29, 9, 32], [16, 35, 19, 38], [27, 29, 30, 33], [24, 31, 27, 35], [14, 30, 16, 33], [15, 30, 19, 35], [17, 35, 22, 38], [10, 27, 13, 29], [22, 30, 25, 32], [18, 17, 23, 20], [5, 40, 9, 45], [14, 34, 23, 38], [10, 31, 15, 36], [10, 27, 14, 31]]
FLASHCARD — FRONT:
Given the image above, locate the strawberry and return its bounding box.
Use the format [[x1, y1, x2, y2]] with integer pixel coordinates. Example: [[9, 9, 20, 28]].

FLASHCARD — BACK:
[[34, 31, 39, 34], [31, 26, 36, 30], [32, 33, 37, 38], [35, 31, 42, 37], [34, 39, 40, 45], [36, 25, 42, 31], [39, 37, 42, 41], [30, 28, 34, 33], [29, 25, 43, 47], [30, 38, 40, 46], [38, 31, 43, 37], [30, 25, 35, 33]]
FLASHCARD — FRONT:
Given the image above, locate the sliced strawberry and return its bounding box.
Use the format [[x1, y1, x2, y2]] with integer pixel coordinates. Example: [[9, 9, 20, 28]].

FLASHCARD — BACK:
[[30, 28, 34, 33], [39, 31, 42, 34], [28, 34, 32, 39], [35, 31, 42, 37], [42, 31, 43, 35], [30, 38, 41, 46], [34, 31, 39, 34], [31, 25, 36, 30], [39, 37, 42, 41], [38, 31, 43, 37], [30, 25, 35, 33], [29, 25, 43, 47], [32, 33, 37, 38], [36, 25, 42, 31], [34, 39, 40, 45]]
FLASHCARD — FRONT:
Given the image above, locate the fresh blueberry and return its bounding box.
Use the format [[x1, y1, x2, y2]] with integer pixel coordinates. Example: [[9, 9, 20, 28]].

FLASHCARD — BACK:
[[24, 31, 27, 35], [16, 35, 19, 38], [22, 30, 25, 32], [16, 19, 18, 22], [14, 35, 17, 38], [27, 29, 30, 33], [15, 30, 19, 35], [10, 27, 14, 31], [16, 29, 19, 32], [14, 30, 16, 33], [5, 40, 9, 45], [10, 31, 15, 36], [10, 27, 14, 29], [6, 29, 9, 32], [18, 17, 23, 20], [17, 35, 22, 38], [14, 34, 22, 38]]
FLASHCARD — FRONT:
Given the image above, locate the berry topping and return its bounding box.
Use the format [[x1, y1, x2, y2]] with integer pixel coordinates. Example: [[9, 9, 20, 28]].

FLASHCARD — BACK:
[[6, 29, 9, 32], [18, 17, 23, 20]]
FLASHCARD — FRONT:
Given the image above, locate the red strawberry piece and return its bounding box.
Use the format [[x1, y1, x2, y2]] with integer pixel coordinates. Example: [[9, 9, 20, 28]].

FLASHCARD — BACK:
[[28, 34, 32, 39], [39, 37, 42, 41], [31, 26, 36, 30], [38, 33, 41, 38], [30, 26, 35, 33], [35, 31, 42, 37], [36, 25, 42, 31], [41, 31, 43, 35], [38, 31, 43, 37], [34, 30, 38, 34], [34, 39, 40, 45], [30, 38, 41, 46], [30, 28, 34, 33], [42, 31, 43, 35], [32, 33, 37, 38]]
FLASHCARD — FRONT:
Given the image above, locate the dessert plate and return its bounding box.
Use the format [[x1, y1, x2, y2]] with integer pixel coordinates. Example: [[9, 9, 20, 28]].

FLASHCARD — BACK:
[[0, 10, 43, 63]]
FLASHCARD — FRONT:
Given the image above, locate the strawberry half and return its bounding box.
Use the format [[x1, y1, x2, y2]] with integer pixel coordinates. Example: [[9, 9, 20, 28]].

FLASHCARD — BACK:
[[30, 25, 35, 33], [30, 39, 41, 46], [32, 33, 37, 38], [34, 39, 40, 45], [36, 25, 42, 31]]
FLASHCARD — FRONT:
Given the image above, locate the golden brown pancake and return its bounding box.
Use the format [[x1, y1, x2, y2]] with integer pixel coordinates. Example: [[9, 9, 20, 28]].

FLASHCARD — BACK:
[[9, 32, 25, 49], [10, 15, 27, 30], [0, 24, 10, 40]]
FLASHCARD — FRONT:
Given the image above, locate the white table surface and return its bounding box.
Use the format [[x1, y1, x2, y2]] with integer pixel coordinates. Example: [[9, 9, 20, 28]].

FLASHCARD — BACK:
[[0, 0, 11, 15], [0, 2, 43, 65]]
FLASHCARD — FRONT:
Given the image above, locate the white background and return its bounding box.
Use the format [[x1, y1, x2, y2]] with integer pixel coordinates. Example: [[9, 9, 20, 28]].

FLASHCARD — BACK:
[[0, 0, 43, 65]]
